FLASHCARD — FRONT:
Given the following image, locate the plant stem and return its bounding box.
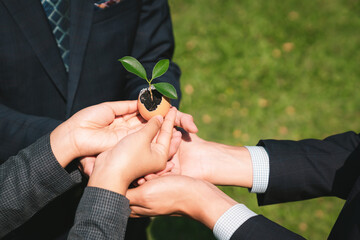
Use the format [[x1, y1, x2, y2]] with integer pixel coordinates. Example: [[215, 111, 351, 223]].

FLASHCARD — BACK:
[[148, 83, 153, 101]]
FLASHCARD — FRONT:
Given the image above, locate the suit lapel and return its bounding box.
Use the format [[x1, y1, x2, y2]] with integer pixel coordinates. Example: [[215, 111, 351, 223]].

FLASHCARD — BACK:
[[2, 0, 68, 100], [66, 0, 94, 117]]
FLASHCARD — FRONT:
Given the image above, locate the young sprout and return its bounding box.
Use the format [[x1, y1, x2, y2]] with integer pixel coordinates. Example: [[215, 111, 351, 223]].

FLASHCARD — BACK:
[[118, 56, 178, 101]]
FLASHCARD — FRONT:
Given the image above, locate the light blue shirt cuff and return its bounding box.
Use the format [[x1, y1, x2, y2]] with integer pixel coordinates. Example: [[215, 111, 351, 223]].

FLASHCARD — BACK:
[[213, 204, 257, 240], [245, 146, 269, 193]]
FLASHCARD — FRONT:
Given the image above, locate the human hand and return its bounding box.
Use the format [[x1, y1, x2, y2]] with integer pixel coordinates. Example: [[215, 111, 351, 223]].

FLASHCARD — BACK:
[[50, 101, 143, 167], [171, 132, 254, 188], [51, 100, 197, 168], [77, 128, 181, 178], [139, 131, 253, 188], [87, 108, 177, 195], [172, 109, 198, 134], [76, 108, 189, 178], [78, 156, 96, 177], [127, 175, 237, 229]]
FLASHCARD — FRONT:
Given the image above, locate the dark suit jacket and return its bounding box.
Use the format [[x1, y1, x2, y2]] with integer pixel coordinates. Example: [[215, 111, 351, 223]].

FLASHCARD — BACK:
[[0, 134, 131, 240], [231, 131, 360, 239], [0, 0, 180, 238], [0, 0, 181, 160]]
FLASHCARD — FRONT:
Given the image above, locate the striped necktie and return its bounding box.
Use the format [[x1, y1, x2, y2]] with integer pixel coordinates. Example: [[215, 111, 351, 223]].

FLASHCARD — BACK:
[[41, 0, 70, 72]]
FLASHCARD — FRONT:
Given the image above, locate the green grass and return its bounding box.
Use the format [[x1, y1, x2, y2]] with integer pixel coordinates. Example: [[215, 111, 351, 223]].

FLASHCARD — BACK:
[[147, 0, 360, 239]]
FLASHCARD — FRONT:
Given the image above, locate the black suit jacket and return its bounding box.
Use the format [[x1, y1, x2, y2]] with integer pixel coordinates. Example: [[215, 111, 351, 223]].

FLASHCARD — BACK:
[[0, 0, 180, 239], [231, 131, 360, 239]]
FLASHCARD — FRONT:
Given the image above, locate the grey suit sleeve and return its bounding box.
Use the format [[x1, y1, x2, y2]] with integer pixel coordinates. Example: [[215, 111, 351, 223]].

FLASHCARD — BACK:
[[68, 187, 131, 240], [0, 134, 82, 237]]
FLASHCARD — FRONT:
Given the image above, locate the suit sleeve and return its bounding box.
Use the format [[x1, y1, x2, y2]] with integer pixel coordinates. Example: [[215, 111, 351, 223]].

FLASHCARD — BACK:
[[0, 104, 62, 161], [124, 0, 181, 107], [0, 134, 82, 237], [68, 187, 131, 240], [256, 131, 360, 205], [230, 215, 305, 240]]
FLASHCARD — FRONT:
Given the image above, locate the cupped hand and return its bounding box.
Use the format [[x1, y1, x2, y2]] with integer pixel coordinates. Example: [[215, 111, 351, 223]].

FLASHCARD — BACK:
[[127, 175, 237, 229], [51, 101, 145, 167], [87, 108, 177, 195], [51, 100, 197, 169], [78, 128, 181, 179], [139, 131, 254, 188], [137, 132, 209, 184], [128, 175, 198, 217]]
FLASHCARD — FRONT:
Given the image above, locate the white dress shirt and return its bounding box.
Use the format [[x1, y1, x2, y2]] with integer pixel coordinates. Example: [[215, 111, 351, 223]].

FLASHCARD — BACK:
[[213, 146, 270, 240]]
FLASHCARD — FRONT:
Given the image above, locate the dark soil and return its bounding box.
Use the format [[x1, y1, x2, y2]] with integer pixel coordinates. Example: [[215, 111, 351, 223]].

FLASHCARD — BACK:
[[139, 89, 162, 111]]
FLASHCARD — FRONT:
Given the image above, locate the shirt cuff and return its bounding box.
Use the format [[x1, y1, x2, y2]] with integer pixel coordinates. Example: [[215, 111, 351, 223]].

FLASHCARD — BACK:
[[245, 146, 269, 193], [213, 204, 257, 240]]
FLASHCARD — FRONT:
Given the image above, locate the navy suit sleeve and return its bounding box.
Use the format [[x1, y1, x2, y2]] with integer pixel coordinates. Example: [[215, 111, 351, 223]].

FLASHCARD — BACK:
[[256, 131, 360, 205], [124, 0, 181, 107], [230, 215, 305, 240], [0, 104, 62, 161]]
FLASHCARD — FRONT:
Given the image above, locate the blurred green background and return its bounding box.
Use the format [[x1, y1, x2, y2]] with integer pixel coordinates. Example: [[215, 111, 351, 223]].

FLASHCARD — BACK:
[[147, 0, 360, 239]]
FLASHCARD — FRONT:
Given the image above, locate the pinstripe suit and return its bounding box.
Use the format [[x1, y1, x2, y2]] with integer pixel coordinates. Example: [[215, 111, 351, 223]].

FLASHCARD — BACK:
[[0, 0, 179, 238], [0, 134, 131, 239]]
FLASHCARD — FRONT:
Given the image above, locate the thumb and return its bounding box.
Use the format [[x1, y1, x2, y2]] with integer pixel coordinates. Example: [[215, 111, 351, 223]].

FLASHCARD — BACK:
[[137, 115, 163, 143], [126, 188, 141, 205]]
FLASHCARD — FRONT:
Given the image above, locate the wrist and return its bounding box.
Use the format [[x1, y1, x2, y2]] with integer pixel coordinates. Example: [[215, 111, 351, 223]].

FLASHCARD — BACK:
[[205, 144, 253, 188], [88, 167, 129, 196], [87, 153, 132, 195], [50, 123, 78, 167], [189, 180, 237, 229]]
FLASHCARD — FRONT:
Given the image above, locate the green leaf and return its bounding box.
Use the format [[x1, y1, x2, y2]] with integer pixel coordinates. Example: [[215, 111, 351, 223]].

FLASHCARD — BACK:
[[118, 56, 148, 80], [153, 82, 178, 99], [152, 59, 170, 80]]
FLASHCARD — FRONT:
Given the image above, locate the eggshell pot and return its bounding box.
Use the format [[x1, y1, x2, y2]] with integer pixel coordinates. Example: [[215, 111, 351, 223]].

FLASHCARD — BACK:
[[138, 87, 171, 121]]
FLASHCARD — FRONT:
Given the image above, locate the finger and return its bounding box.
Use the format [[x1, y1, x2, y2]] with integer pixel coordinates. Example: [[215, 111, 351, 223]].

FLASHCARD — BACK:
[[169, 130, 182, 158], [156, 108, 176, 150], [137, 115, 164, 142], [102, 100, 138, 116], [137, 160, 172, 184], [83, 162, 95, 176], [137, 178, 146, 185], [174, 109, 198, 133], [79, 157, 96, 177], [126, 188, 143, 205], [173, 129, 182, 138], [129, 213, 141, 218], [144, 173, 157, 181], [156, 161, 174, 176], [158, 161, 175, 175], [130, 206, 155, 217]]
